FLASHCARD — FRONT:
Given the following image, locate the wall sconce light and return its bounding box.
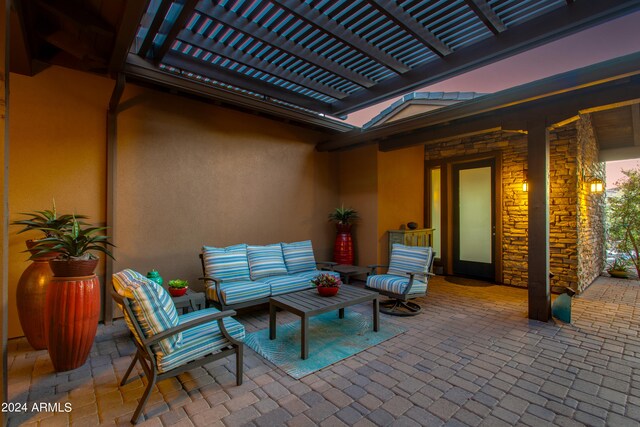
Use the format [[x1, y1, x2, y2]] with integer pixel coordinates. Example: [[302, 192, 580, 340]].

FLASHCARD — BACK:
[[589, 178, 604, 194], [522, 169, 528, 192]]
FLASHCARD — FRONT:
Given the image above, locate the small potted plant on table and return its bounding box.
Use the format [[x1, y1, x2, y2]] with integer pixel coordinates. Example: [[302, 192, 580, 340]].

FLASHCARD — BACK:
[[168, 279, 189, 297], [311, 273, 342, 297]]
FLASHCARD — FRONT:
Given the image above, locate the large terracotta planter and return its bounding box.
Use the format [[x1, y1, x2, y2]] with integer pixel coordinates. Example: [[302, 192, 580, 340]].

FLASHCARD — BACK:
[[16, 240, 59, 350], [17, 260, 53, 350], [333, 223, 354, 265], [45, 275, 100, 372]]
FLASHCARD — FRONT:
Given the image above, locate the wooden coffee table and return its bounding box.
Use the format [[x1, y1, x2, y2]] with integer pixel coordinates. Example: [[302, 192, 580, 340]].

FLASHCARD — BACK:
[[269, 286, 380, 359]]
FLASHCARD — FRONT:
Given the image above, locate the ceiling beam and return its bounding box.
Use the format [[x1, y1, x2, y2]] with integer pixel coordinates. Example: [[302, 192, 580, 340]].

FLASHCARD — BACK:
[[270, 0, 409, 74], [332, 0, 640, 115], [176, 30, 347, 100], [196, 2, 375, 88], [138, 0, 172, 59], [162, 50, 332, 113], [124, 54, 354, 133], [369, 0, 451, 57], [156, 0, 199, 62], [464, 0, 507, 35], [109, 0, 149, 74]]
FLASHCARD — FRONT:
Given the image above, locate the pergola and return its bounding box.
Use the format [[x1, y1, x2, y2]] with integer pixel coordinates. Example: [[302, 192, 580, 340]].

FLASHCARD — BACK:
[[4, 0, 640, 382]]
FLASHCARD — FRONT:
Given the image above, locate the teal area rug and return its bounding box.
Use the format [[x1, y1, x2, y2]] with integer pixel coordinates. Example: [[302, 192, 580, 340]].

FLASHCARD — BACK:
[[244, 311, 407, 379]]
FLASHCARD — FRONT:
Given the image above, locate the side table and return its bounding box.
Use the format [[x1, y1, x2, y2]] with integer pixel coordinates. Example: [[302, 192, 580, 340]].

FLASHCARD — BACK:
[[170, 288, 206, 314], [332, 264, 370, 284]]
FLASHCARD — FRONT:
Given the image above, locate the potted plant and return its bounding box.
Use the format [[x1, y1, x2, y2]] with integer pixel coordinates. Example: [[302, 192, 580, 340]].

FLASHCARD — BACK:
[[29, 216, 114, 372], [10, 202, 87, 350], [168, 279, 189, 297], [328, 205, 359, 265], [30, 216, 114, 277], [311, 273, 342, 297], [607, 258, 629, 278]]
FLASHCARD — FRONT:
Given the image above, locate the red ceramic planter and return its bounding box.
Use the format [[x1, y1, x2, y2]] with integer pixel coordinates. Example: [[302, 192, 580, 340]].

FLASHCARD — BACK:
[[317, 286, 340, 297], [17, 259, 53, 350], [45, 275, 100, 372], [169, 287, 188, 297], [334, 223, 354, 265]]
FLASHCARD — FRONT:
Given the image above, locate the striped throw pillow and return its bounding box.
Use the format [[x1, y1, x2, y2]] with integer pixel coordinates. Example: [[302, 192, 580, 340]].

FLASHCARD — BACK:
[[387, 244, 433, 277], [282, 240, 316, 273], [247, 244, 287, 280], [202, 244, 251, 282], [112, 269, 181, 355]]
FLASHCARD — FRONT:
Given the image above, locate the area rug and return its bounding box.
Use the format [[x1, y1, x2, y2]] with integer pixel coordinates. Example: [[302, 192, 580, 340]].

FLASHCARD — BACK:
[[244, 311, 407, 379]]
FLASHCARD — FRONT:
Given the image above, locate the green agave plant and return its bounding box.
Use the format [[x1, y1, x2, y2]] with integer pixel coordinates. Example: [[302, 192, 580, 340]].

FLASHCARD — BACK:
[[168, 279, 189, 289], [11, 200, 87, 238], [30, 217, 115, 261], [328, 205, 359, 225]]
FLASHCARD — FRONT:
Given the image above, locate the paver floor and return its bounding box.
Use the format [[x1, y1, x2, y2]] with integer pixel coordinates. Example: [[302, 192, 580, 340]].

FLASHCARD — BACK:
[[6, 275, 640, 426]]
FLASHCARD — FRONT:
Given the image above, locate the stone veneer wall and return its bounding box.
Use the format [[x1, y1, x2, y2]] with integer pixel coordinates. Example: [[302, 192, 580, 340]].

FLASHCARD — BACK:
[[424, 122, 602, 291], [576, 115, 606, 291]]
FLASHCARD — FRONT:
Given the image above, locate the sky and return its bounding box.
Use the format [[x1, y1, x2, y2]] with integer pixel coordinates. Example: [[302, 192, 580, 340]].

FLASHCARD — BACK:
[[342, 10, 640, 185]]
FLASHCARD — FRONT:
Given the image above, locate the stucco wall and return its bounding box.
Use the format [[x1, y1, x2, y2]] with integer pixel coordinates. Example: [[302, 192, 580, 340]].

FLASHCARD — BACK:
[[114, 85, 339, 290], [336, 145, 378, 266], [8, 67, 110, 338], [377, 146, 424, 264]]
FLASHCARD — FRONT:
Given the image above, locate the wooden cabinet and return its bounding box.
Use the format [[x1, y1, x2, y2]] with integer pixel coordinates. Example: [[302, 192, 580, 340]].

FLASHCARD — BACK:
[[388, 228, 434, 258]]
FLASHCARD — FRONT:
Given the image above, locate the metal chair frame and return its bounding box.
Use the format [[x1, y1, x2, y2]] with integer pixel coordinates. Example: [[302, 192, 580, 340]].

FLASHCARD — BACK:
[[112, 290, 243, 424]]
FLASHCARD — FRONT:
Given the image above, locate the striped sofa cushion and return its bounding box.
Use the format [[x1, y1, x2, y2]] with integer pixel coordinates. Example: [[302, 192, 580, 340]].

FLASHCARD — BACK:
[[156, 308, 245, 373], [247, 244, 287, 280], [387, 244, 433, 277], [202, 244, 251, 282], [261, 270, 340, 295], [206, 279, 271, 305], [366, 274, 427, 296], [112, 269, 181, 355], [282, 240, 317, 273]]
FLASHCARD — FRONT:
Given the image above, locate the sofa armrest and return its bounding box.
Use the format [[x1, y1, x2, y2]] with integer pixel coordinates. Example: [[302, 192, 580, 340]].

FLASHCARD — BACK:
[[198, 276, 224, 303], [144, 309, 237, 346]]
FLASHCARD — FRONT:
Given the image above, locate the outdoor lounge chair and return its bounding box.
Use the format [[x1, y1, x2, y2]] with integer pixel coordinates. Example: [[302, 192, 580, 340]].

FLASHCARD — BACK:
[[365, 244, 435, 316], [112, 270, 244, 424]]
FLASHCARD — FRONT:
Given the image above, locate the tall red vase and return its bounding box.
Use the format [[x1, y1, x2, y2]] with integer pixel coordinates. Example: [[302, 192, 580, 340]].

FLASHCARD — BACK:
[[45, 275, 100, 372], [333, 223, 354, 265]]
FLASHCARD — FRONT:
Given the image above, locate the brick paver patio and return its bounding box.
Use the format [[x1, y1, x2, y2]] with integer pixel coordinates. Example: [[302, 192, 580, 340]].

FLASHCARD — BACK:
[[7, 275, 640, 426]]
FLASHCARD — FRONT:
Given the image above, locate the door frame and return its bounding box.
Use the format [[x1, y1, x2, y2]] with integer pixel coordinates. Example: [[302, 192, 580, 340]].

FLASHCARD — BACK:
[[425, 152, 503, 282]]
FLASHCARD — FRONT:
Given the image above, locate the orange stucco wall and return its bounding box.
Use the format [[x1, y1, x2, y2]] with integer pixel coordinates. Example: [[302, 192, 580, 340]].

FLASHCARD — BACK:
[[8, 67, 110, 338], [112, 85, 339, 290], [377, 146, 425, 264]]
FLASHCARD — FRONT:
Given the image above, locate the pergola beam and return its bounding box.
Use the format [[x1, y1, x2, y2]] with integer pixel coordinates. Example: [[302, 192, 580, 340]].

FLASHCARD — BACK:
[[369, 0, 451, 56], [138, 0, 172, 59], [155, 0, 199, 62], [464, 0, 507, 35], [175, 30, 347, 100], [162, 50, 333, 114], [109, 0, 148, 74], [271, 0, 409, 74], [195, 2, 375, 88]]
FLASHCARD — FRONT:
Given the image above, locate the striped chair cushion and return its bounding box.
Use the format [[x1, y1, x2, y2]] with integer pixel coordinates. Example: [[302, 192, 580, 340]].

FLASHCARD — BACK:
[[247, 244, 287, 280], [387, 244, 433, 277], [282, 240, 317, 273], [202, 244, 250, 282], [206, 279, 271, 305], [113, 269, 181, 355], [156, 308, 245, 373], [261, 270, 340, 295], [366, 274, 427, 296]]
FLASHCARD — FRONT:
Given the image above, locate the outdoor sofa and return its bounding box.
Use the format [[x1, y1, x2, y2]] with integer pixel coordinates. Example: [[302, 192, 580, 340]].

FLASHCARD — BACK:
[[200, 240, 340, 311]]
